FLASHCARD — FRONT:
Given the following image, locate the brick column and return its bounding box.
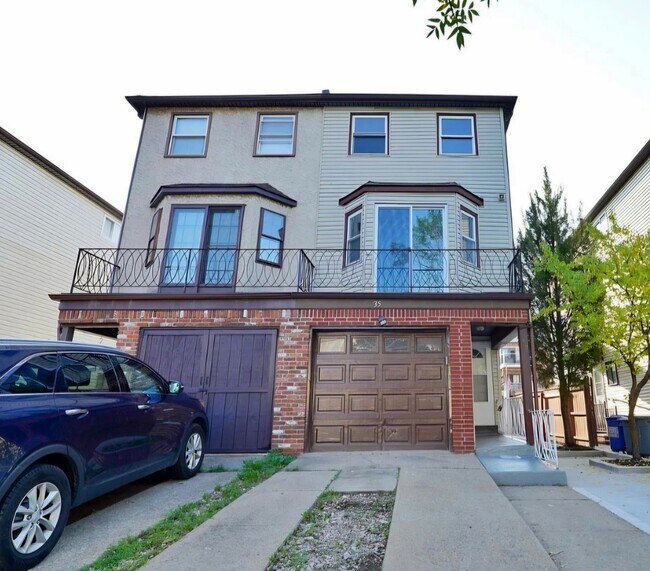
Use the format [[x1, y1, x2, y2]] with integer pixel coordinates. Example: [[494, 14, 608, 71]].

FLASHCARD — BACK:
[[449, 320, 475, 452], [271, 317, 311, 455]]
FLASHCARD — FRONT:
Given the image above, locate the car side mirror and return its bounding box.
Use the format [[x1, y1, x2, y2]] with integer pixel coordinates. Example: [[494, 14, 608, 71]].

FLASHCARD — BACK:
[[169, 381, 184, 394]]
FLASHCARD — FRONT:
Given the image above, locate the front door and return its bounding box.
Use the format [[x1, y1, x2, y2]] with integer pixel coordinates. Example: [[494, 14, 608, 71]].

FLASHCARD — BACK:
[[376, 206, 445, 292], [472, 343, 495, 426]]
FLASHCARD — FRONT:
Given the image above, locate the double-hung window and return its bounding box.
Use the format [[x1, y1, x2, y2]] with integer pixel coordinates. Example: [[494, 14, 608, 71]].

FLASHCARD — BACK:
[[257, 208, 286, 267], [350, 114, 388, 154], [460, 208, 478, 266], [167, 115, 210, 157], [605, 362, 619, 386], [255, 114, 297, 156], [438, 115, 476, 155], [345, 209, 362, 266]]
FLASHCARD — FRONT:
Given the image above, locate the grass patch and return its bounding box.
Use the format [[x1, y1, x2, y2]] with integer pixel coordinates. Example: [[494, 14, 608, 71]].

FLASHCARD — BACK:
[[203, 464, 228, 473], [82, 450, 294, 571]]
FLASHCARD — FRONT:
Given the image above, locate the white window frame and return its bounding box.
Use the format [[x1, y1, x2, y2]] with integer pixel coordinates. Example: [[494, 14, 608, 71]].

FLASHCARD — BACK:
[[350, 114, 388, 155], [374, 203, 448, 293], [438, 114, 477, 156], [460, 209, 478, 266], [345, 209, 363, 266], [255, 114, 297, 156], [167, 114, 210, 157], [101, 216, 119, 242]]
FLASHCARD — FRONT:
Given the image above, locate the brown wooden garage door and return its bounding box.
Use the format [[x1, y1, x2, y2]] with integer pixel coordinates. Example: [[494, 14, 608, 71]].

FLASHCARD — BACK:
[[138, 328, 277, 453], [310, 331, 448, 451]]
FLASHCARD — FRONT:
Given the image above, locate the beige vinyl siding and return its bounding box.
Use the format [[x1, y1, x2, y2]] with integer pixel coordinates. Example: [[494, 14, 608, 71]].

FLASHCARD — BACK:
[[593, 157, 650, 234], [592, 155, 650, 416], [317, 107, 513, 250], [603, 359, 650, 417], [0, 139, 118, 340]]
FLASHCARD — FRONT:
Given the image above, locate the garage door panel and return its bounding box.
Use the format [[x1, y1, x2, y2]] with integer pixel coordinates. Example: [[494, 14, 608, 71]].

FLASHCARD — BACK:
[[349, 394, 379, 413], [415, 364, 443, 382], [314, 425, 344, 444], [311, 330, 448, 451], [415, 393, 445, 412], [317, 365, 345, 383], [349, 425, 379, 444], [416, 424, 446, 445], [349, 365, 378, 383], [383, 394, 411, 412], [315, 394, 345, 413], [383, 364, 410, 382]]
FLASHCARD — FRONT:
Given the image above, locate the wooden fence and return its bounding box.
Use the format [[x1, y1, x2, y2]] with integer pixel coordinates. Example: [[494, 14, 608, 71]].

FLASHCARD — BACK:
[[538, 385, 603, 447]]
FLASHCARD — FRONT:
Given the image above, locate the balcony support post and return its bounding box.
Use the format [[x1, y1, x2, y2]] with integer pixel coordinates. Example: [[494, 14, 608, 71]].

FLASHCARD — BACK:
[[518, 325, 535, 446]]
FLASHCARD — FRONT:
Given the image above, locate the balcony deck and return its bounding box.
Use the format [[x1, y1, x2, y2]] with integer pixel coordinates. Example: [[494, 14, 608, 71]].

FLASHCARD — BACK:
[[69, 248, 525, 296]]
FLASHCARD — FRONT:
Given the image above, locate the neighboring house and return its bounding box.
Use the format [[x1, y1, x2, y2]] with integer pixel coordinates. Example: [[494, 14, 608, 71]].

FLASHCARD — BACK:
[[500, 342, 521, 397], [51, 92, 537, 456], [0, 126, 122, 342], [585, 137, 650, 419]]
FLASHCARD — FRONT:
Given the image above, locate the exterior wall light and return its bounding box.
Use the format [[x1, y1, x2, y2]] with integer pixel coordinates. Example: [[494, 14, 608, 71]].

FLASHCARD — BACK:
[[378, 315, 387, 327]]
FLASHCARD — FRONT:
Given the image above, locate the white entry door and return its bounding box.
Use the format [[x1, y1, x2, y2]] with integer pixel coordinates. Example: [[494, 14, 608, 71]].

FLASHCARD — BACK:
[[472, 343, 495, 426]]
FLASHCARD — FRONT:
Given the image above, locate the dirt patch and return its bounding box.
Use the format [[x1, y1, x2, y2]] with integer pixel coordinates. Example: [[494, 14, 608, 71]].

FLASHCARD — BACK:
[[605, 457, 650, 467], [267, 491, 395, 571]]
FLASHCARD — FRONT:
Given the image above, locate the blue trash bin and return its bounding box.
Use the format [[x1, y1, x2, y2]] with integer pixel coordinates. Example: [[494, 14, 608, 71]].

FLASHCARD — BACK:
[[607, 416, 627, 452], [622, 417, 650, 455]]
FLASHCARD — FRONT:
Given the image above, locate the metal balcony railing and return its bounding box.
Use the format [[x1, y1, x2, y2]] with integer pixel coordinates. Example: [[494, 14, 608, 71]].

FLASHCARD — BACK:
[[70, 248, 525, 295]]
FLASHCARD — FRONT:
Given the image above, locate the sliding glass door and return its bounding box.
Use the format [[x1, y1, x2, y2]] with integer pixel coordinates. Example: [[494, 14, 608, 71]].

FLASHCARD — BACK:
[[377, 206, 445, 292], [162, 206, 241, 289]]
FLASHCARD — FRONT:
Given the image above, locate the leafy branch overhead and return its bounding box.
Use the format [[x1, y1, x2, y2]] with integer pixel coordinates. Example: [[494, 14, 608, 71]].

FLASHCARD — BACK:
[[412, 0, 497, 48]]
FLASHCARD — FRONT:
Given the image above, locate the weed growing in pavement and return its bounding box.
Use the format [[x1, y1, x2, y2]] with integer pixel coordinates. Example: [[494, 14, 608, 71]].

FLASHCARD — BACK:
[[82, 450, 294, 571]]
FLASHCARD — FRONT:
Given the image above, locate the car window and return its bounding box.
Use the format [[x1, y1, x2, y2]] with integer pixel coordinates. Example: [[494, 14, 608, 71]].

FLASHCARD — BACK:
[[0, 354, 58, 394], [60, 353, 120, 393], [113, 357, 164, 394]]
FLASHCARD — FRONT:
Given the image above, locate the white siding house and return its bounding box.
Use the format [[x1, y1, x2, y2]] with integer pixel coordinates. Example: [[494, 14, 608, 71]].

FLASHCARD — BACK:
[[0, 126, 122, 341], [585, 138, 650, 417]]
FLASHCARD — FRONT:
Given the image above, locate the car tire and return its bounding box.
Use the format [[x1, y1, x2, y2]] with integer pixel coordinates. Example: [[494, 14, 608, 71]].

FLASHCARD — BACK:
[[0, 464, 71, 571], [169, 424, 205, 480]]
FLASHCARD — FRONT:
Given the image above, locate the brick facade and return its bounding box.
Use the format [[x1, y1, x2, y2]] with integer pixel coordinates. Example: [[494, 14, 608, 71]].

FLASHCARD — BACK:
[[59, 306, 530, 455]]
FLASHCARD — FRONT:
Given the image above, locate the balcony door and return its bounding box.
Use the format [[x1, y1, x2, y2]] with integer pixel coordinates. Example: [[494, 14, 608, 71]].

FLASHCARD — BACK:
[[376, 206, 446, 292], [162, 206, 242, 291]]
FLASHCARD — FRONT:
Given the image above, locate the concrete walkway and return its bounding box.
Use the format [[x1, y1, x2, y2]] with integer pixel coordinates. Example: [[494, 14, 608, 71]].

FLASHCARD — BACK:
[[143, 470, 337, 571], [562, 456, 650, 534], [383, 455, 555, 570], [503, 486, 650, 569], [37, 472, 235, 570]]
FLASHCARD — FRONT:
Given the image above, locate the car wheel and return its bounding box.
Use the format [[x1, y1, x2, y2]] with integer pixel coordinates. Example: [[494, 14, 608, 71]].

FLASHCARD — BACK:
[[170, 424, 205, 479], [0, 464, 71, 571]]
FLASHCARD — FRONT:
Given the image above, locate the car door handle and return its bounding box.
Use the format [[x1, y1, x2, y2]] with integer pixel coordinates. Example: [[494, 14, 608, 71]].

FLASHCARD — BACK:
[[138, 404, 151, 410], [65, 408, 88, 416]]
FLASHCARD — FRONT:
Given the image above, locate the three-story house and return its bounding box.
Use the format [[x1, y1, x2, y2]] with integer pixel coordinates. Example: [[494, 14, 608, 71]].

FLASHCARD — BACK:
[[51, 92, 536, 456]]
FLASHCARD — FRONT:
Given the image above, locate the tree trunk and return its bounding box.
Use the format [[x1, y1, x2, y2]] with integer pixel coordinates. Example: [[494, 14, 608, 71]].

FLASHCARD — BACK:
[[627, 386, 641, 460], [558, 372, 575, 448]]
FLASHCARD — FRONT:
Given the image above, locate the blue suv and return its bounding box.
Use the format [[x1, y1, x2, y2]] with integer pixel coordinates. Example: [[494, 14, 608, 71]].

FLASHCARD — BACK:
[[0, 340, 209, 570]]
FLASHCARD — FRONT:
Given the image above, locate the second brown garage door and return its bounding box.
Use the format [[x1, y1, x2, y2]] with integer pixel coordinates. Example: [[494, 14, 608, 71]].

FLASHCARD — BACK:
[[310, 330, 448, 451]]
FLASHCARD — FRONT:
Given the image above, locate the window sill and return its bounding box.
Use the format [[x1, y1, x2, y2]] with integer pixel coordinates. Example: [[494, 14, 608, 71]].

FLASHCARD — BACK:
[[163, 154, 208, 159]]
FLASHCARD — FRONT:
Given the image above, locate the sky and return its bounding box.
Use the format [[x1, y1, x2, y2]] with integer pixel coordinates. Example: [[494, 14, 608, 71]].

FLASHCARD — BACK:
[[1, 0, 649, 232]]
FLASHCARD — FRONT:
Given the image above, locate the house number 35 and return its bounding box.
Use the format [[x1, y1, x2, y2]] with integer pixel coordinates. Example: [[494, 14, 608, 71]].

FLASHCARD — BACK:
[[373, 301, 382, 308]]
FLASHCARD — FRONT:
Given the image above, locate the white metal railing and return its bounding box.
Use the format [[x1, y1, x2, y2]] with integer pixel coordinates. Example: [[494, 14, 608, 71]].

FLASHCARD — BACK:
[[530, 409, 559, 469], [498, 396, 526, 440]]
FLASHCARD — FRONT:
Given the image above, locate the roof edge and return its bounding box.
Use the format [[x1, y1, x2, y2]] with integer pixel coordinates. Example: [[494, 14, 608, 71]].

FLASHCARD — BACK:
[[125, 92, 517, 127], [339, 182, 485, 207], [585, 137, 650, 222], [150, 183, 298, 208], [0, 126, 123, 220]]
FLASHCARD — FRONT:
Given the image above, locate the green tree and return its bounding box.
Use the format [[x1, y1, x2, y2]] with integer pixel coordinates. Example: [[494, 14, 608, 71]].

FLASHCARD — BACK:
[[412, 0, 497, 48], [518, 169, 600, 447], [543, 218, 650, 460]]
